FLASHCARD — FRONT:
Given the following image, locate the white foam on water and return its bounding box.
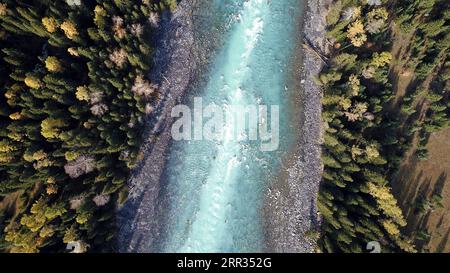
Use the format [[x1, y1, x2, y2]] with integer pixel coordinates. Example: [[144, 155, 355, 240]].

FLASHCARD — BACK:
[[167, 0, 268, 253]]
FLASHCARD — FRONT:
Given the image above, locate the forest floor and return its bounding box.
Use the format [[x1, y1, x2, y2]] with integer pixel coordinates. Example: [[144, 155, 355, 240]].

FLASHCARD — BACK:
[[0, 191, 23, 223], [393, 128, 450, 252], [0, 181, 41, 240], [388, 24, 450, 253], [263, 0, 330, 253]]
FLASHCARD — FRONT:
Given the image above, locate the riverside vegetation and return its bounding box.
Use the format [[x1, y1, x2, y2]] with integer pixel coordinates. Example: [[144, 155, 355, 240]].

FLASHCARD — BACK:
[[317, 0, 449, 252], [0, 0, 177, 252]]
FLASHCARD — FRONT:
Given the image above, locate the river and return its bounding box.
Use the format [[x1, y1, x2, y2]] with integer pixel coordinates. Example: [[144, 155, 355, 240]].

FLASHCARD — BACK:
[[154, 0, 304, 252]]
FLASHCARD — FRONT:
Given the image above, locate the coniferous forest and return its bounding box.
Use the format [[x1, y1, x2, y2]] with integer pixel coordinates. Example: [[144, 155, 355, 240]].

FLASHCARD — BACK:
[[318, 0, 449, 253], [0, 0, 449, 255], [0, 0, 176, 253]]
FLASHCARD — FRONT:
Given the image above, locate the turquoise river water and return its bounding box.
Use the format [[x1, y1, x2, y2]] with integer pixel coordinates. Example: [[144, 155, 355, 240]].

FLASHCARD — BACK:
[[159, 0, 304, 252]]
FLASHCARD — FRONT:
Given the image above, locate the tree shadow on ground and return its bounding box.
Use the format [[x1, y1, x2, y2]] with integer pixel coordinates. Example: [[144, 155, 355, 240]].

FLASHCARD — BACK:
[[435, 228, 450, 253]]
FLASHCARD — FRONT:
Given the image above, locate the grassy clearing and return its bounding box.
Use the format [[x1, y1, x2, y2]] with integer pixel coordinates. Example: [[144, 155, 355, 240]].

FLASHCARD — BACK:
[[393, 128, 450, 252]]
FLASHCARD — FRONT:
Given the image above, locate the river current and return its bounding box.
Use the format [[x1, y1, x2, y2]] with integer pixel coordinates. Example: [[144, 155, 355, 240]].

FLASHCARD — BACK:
[[156, 0, 304, 252]]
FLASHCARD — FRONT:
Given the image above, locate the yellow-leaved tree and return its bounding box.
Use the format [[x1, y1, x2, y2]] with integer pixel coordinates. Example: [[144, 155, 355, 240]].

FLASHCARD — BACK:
[[367, 182, 407, 228], [75, 86, 89, 101], [42, 17, 59, 33], [45, 56, 63, 72], [347, 20, 367, 47], [60, 20, 78, 40], [41, 118, 67, 139], [24, 75, 42, 89]]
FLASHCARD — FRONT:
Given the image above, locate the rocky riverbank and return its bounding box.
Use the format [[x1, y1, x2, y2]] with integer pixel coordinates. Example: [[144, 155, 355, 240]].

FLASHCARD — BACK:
[[116, 0, 198, 252]]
